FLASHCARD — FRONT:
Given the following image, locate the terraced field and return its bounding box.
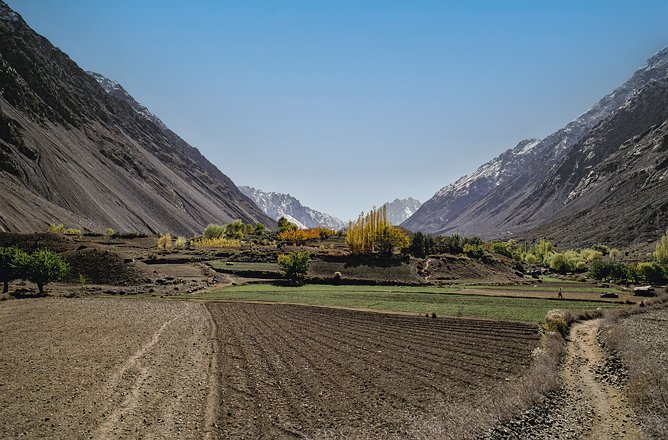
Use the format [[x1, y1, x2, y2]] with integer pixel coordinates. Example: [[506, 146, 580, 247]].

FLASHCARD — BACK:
[[207, 302, 541, 438]]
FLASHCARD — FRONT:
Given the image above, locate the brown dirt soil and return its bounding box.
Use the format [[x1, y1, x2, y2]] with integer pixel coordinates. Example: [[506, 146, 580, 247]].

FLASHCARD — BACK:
[[0, 298, 213, 439], [520, 319, 647, 440], [62, 248, 150, 285], [560, 319, 646, 439], [423, 255, 522, 284], [206, 302, 540, 438]]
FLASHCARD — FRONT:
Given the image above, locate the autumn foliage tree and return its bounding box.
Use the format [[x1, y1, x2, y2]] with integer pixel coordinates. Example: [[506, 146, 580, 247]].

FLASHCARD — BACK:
[[278, 227, 335, 244], [655, 229, 668, 264], [346, 206, 409, 254]]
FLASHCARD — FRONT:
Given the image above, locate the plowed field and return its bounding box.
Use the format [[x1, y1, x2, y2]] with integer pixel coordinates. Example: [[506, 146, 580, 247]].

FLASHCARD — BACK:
[[0, 299, 541, 439], [207, 302, 540, 438]]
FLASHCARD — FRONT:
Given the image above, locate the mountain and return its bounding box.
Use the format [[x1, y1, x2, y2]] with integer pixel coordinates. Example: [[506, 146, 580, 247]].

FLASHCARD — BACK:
[[382, 198, 421, 225], [0, 2, 272, 234], [404, 48, 668, 248], [239, 186, 345, 230]]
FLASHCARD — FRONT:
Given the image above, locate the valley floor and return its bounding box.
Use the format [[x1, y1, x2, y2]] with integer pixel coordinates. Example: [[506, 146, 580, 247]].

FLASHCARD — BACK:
[[0, 296, 663, 439]]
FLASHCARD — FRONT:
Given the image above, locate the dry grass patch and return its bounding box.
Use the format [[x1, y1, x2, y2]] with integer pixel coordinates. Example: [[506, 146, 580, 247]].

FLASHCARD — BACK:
[[599, 294, 668, 439]]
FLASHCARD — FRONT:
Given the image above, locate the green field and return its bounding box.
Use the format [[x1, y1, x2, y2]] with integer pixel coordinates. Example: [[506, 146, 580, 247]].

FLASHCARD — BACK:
[[208, 261, 281, 273], [186, 283, 623, 323], [473, 284, 625, 294]]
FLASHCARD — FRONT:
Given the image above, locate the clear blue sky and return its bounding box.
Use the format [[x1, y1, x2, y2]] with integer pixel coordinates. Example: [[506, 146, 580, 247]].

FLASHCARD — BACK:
[[6, 0, 667, 221]]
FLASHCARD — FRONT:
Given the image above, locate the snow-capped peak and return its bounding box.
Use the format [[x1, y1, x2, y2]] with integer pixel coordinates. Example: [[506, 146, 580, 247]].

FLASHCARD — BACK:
[[239, 186, 345, 230]]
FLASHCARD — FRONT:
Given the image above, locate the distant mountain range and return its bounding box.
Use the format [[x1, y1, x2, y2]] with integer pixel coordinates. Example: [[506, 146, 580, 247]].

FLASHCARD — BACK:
[[239, 186, 345, 230], [404, 47, 668, 249], [382, 198, 422, 225], [0, 1, 272, 234]]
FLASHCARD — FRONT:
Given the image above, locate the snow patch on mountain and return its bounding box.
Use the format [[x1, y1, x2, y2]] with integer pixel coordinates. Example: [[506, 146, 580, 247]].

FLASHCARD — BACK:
[[382, 198, 422, 225], [87, 71, 167, 130], [239, 186, 345, 230]]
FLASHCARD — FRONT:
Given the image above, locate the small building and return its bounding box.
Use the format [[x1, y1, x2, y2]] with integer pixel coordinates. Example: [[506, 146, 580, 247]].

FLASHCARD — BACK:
[[633, 286, 657, 297]]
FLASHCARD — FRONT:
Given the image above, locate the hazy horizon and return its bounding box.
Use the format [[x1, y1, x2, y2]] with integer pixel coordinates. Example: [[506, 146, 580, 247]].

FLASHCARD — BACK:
[[6, 0, 667, 221]]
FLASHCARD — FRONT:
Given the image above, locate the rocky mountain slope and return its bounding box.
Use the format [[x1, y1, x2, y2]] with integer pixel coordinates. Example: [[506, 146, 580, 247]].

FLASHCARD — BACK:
[[404, 48, 668, 248], [382, 198, 421, 225], [0, 1, 272, 234], [239, 186, 345, 230]]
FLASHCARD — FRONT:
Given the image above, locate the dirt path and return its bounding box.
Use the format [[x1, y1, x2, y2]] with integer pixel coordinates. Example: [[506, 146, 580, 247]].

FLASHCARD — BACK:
[[93, 317, 179, 439], [562, 319, 646, 440], [0, 298, 213, 439], [484, 319, 648, 439]]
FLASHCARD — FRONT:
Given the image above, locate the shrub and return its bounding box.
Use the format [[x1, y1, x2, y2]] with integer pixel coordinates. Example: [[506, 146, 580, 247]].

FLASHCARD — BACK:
[[635, 262, 668, 285], [591, 243, 610, 256], [0, 247, 29, 293], [174, 236, 187, 249], [279, 227, 336, 244], [49, 223, 64, 234], [523, 253, 540, 265], [545, 309, 574, 338], [488, 241, 513, 258], [105, 227, 115, 237], [157, 233, 172, 250], [64, 228, 81, 235], [254, 223, 266, 235], [580, 248, 603, 263], [204, 224, 226, 240], [277, 251, 311, 279], [26, 249, 69, 294], [463, 243, 486, 259], [193, 237, 241, 248]]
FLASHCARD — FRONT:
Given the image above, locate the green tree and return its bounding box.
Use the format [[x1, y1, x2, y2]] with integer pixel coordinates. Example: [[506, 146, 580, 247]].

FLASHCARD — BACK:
[[254, 223, 266, 235], [547, 253, 572, 274], [0, 247, 29, 293], [277, 251, 311, 280], [488, 241, 513, 258], [589, 260, 629, 282], [636, 262, 667, 285], [409, 232, 430, 258], [463, 243, 486, 259], [26, 249, 69, 295], [278, 217, 298, 233]]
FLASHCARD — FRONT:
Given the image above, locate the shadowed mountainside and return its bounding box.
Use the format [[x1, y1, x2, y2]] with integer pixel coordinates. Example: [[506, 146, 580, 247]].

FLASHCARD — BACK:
[[404, 48, 668, 249], [0, 1, 273, 234]]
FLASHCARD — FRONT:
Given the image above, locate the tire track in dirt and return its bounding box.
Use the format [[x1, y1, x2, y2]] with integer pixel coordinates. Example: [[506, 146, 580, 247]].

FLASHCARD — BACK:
[[93, 315, 179, 439], [562, 319, 647, 440]]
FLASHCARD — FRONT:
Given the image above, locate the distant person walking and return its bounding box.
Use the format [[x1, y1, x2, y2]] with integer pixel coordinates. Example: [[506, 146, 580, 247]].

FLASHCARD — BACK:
[[558, 288, 563, 299]]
